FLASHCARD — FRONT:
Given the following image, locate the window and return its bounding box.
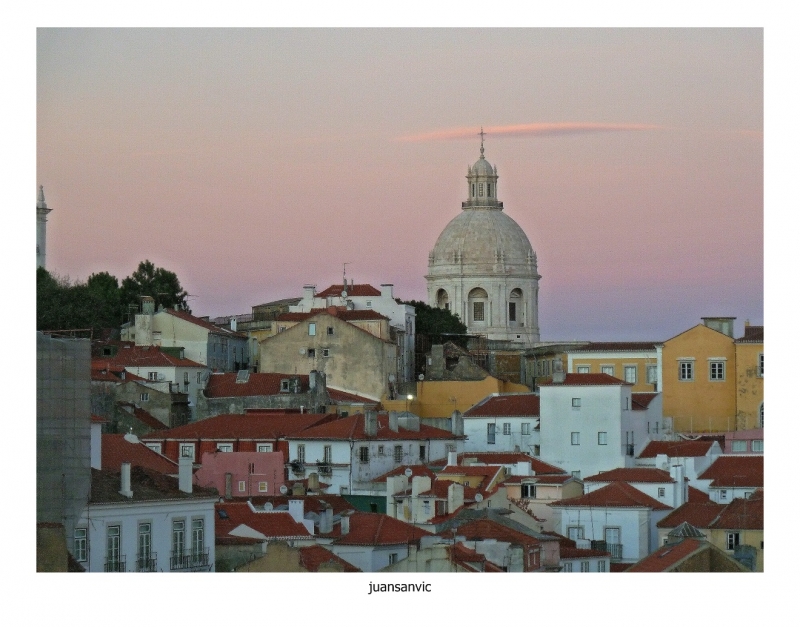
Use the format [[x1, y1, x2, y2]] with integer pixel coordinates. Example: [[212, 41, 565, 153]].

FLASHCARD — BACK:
[[258, 481, 268, 492], [563, 562, 573, 572], [521, 422, 530, 435], [322, 348, 330, 357], [658, 487, 666, 498], [280, 379, 290, 392], [576, 365, 590, 374], [183, 372, 189, 384], [140, 392, 149, 402], [327, 326, 334, 336], [709, 360, 726, 381], [324, 445, 332, 463], [567, 526, 584, 540], [297, 444, 305, 464], [148, 371, 158, 381], [572, 398, 581, 408], [521, 484, 536, 498], [146, 443, 161, 454], [257, 443, 273, 452], [487, 423, 496, 445], [598, 560, 606, 572], [192, 519, 204, 561], [308, 323, 316, 336], [107, 526, 121, 571], [581, 561, 590, 572], [571, 432, 580, 445], [571, 470, 581, 479], [679, 360, 694, 381], [752, 439, 763, 452], [74, 528, 87, 562], [719, 489, 728, 501], [419, 445, 426, 461], [732, 440, 748, 452], [394, 445, 403, 463], [646, 364, 658, 384], [172, 520, 185, 558], [197, 372, 203, 384], [238, 480, 246, 492], [597, 432, 607, 445], [307, 348, 316, 358], [216, 443, 232, 453], [359, 446, 369, 463], [758, 353, 764, 377], [377, 445, 384, 455], [508, 302, 516, 322], [388, 553, 398, 565], [278, 325, 286, 333], [624, 365, 637, 383], [137, 522, 152, 571], [601, 365, 614, 376], [727, 532, 740, 551], [180, 443, 195, 460], [503, 422, 511, 435], [473, 301, 485, 322]]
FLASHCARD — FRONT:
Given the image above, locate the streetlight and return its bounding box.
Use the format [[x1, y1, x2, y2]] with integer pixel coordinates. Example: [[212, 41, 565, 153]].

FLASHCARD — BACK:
[[406, 394, 413, 414]]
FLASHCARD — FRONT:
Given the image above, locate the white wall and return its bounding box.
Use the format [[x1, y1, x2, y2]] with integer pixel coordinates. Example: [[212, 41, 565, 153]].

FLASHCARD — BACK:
[[463, 416, 540, 454]]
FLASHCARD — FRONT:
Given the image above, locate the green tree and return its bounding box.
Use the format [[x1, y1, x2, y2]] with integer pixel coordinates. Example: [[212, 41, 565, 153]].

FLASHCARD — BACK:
[[402, 300, 468, 344], [120, 260, 189, 313]]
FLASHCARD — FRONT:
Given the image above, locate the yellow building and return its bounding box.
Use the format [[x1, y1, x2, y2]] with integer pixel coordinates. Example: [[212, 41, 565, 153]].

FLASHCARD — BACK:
[[566, 342, 661, 393], [734, 323, 764, 430], [659, 318, 737, 433]]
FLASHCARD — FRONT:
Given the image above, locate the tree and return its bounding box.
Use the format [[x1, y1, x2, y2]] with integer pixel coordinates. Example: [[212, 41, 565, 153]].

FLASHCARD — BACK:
[[402, 300, 468, 344], [119, 260, 189, 313]]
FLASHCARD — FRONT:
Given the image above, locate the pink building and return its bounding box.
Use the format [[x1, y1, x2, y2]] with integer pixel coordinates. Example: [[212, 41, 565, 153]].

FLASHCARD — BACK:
[[194, 451, 286, 497], [723, 428, 764, 455]]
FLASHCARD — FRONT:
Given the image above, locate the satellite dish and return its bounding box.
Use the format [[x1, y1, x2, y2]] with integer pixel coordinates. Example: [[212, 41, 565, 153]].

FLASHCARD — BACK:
[[299, 348, 306, 355], [475, 493, 484, 502], [279, 485, 288, 494], [418, 374, 425, 381], [404, 468, 413, 477], [341, 290, 348, 298], [388, 374, 395, 382]]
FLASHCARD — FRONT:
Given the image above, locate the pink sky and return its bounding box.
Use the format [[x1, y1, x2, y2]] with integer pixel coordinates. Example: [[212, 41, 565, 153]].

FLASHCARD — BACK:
[[36, 28, 763, 340]]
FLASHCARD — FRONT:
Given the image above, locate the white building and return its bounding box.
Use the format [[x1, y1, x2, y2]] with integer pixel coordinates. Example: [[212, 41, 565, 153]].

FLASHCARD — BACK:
[[74, 459, 217, 572], [462, 393, 540, 454], [538, 372, 656, 480], [290, 282, 416, 384], [426, 137, 541, 345]]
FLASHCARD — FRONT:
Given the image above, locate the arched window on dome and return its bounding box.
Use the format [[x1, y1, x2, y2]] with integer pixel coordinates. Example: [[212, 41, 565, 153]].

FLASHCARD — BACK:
[[436, 289, 450, 311], [508, 288, 523, 326], [468, 288, 489, 325]]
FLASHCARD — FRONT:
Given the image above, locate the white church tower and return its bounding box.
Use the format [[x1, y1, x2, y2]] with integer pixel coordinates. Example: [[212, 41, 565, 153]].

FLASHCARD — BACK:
[[426, 132, 541, 346], [37, 185, 52, 269]]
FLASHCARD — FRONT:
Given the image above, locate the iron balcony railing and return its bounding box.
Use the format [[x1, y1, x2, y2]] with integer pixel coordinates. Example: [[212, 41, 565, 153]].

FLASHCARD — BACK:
[[590, 541, 623, 560], [104, 555, 126, 572], [170, 549, 209, 571], [136, 552, 157, 572]]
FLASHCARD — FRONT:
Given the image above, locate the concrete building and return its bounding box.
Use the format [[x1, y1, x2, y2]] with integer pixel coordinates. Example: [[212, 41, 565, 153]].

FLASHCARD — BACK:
[[36, 185, 52, 269], [566, 342, 661, 393], [735, 323, 764, 430], [462, 393, 541, 454], [426, 137, 541, 345]]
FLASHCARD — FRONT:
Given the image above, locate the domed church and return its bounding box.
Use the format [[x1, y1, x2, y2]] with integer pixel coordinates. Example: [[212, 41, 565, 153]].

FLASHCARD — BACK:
[[426, 137, 541, 346]]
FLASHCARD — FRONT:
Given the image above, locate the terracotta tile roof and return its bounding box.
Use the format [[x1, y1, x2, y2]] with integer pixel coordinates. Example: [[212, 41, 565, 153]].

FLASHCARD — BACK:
[[585, 468, 676, 483], [163, 308, 247, 338], [204, 372, 310, 398], [638, 440, 716, 459], [333, 512, 431, 546], [550, 481, 672, 510], [316, 284, 382, 297], [656, 501, 727, 529], [92, 345, 206, 369], [140, 412, 335, 441], [711, 492, 763, 530], [559, 546, 612, 559], [538, 373, 630, 386], [502, 474, 575, 486], [327, 388, 380, 405], [277, 308, 389, 322], [446, 519, 542, 556], [464, 393, 540, 417], [371, 465, 437, 483], [438, 465, 505, 490], [243, 495, 354, 517], [297, 545, 361, 572], [697, 456, 763, 488], [455, 453, 566, 475], [568, 342, 659, 352], [117, 403, 169, 431], [418, 479, 479, 501], [214, 502, 312, 540], [91, 367, 147, 382], [91, 414, 108, 423], [101, 434, 178, 475], [688, 486, 711, 503], [288, 412, 460, 441], [89, 467, 217, 504], [448, 543, 504, 572], [736, 325, 764, 342], [625, 538, 708, 572], [632, 393, 658, 410]]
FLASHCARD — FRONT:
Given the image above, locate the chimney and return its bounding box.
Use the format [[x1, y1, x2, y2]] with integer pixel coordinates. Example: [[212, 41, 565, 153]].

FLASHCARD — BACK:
[[552, 359, 566, 384], [364, 410, 378, 437], [670, 464, 687, 507], [447, 482, 464, 514], [451, 410, 463, 436], [303, 284, 316, 303], [388, 410, 399, 432], [319, 503, 333, 534], [380, 284, 394, 300], [119, 462, 133, 498], [309, 370, 317, 391], [288, 499, 304, 523], [225, 472, 233, 499], [447, 450, 458, 467], [340, 512, 351, 535], [230, 317, 237, 332], [179, 456, 193, 493], [307, 472, 320, 491], [411, 475, 431, 497]]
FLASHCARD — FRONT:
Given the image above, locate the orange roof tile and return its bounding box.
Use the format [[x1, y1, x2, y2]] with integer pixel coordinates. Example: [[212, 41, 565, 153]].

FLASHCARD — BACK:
[[697, 456, 763, 488], [538, 373, 630, 386], [333, 512, 431, 546], [214, 502, 312, 540], [625, 538, 708, 572], [656, 501, 726, 529], [454, 452, 566, 475], [464, 393, 540, 417], [585, 468, 676, 483], [204, 372, 310, 398], [102, 434, 178, 475], [568, 342, 658, 352], [140, 412, 335, 440], [736, 325, 764, 342], [632, 393, 658, 410], [297, 545, 361, 572], [316, 284, 382, 297], [288, 413, 460, 441], [163, 308, 247, 338], [550, 481, 672, 510], [92, 345, 206, 369], [638, 440, 716, 459]]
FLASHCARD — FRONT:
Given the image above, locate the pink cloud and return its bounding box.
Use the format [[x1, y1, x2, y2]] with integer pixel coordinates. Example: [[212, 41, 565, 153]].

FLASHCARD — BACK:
[[396, 122, 663, 142]]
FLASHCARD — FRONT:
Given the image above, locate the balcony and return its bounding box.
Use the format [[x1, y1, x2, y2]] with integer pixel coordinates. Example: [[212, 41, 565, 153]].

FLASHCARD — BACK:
[[104, 555, 127, 572], [136, 552, 157, 572], [170, 549, 209, 571], [590, 541, 623, 561]]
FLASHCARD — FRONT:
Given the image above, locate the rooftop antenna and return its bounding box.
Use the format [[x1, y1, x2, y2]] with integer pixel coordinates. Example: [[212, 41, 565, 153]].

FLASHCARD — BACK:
[[341, 262, 350, 299]]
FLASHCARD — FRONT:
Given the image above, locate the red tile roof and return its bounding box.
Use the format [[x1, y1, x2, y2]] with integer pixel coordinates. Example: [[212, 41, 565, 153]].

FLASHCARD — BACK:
[[163, 308, 247, 338], [568, 342, 658, 352], [502, 474, 575, 486], [559, 546, 612, 559], [632, 393, 658, 410], [371, 465, 437, 483], [455, 453, 565, 475], [327, 387, 380, 405], [656, 501, 727, 529], [244, 495, 354, 517], [316, 284, 382, 297], [712, 492, 763, 530], [638, 440, 716, 459], [204, 372, 309, 398], [140, 412, 335, 441], [277, 308, 389, 322], [625, 538, 708, 572], [117, 402, 169, 431], [102, 434, 178, 475], [92, 345, 206, 369], [697, 456, 763, 488], [448, 543, 505, 572], [585, 468, 676, 483], [688, 486, 711, 503], [288, 412, 460, 441], [214, 502, 312, 540], [464, 393, 540, 417], [333, 512, 431, 546], [297, 545, 361, 572], [438, 465, 505, 489], [90, 466, 217, 503], [538, 373, 630, 386], [550, 481, 672, 510], [736, 325, 764, 342], [91, 367, 147, 383]]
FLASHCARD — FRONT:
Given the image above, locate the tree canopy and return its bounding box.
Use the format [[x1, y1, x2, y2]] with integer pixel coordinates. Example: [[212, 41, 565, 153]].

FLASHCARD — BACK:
[[402, 300, 468, 344]]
